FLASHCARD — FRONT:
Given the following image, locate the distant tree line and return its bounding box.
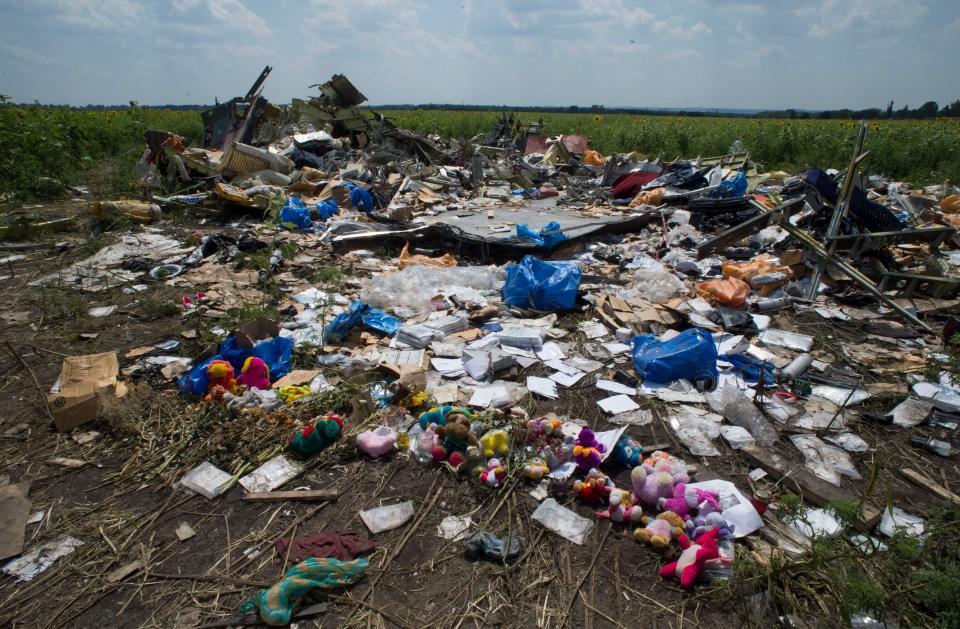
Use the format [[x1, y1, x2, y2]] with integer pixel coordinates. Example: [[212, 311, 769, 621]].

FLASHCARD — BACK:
[[756, 100, 960, 119], [7, 100, 960, 119]]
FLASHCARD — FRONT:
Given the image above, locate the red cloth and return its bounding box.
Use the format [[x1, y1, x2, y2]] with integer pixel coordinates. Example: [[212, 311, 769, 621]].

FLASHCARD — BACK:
[[275, 531, 378, 563], [611, 171, 661, 199]]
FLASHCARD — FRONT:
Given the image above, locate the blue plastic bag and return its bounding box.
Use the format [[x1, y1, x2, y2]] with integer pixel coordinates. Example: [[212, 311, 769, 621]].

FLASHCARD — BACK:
[[177, 335, 294, 397], [325, 301, 401, 341], [713, 169, 748, 199], [515, 221, 567, 250], [501, 256, 581, 311], [630, 328, 718, 388], [336, 182, 374, 213], [279, 197, 312, 230], [316, 199, 339, 220]]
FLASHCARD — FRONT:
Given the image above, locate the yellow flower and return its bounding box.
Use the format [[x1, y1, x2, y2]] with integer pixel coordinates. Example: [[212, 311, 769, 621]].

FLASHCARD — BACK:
[[594, 115, 601, 123], [417, 108, 424, 113], [632, 119, 638, 125]]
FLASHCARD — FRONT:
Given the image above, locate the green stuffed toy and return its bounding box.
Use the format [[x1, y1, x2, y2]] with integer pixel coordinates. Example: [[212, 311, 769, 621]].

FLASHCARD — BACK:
[[418, 405, 473, 431], [289, 414, 343, 455]]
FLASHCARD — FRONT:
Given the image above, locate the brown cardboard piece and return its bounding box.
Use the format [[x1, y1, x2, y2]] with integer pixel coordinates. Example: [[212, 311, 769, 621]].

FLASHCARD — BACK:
[[0, 481, 31, 561], [234, 318, 280, 350], [47, 352, 125, 432]]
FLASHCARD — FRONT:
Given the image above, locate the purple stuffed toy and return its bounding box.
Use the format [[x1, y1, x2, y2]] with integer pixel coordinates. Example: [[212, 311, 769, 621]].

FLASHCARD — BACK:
[[573, 427, 605, 471]]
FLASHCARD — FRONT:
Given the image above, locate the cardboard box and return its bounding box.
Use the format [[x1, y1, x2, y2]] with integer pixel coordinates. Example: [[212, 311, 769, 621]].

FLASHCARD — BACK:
[[233, 317, 280, 350], [47, 352, 125, 432]]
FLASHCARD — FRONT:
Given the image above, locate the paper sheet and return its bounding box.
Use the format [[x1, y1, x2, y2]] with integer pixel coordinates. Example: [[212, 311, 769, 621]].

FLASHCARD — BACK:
[[686, 479, 763, 537], [597, 394, 639, 415]]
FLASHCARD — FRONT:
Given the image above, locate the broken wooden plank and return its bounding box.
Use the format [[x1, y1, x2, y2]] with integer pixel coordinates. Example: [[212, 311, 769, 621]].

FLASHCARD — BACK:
[[242, 489, 339, 503], [900, 468, 960, 505], [45, 457, 88, 469], [741, 444, 881, 530]]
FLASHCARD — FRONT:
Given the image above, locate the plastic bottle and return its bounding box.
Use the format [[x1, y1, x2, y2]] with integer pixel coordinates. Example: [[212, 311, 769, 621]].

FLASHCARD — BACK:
[[910, 436, 953, 457]]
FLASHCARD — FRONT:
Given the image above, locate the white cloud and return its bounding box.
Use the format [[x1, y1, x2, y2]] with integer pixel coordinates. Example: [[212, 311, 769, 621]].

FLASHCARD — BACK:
[[689, 22, 712, 36], [172, 0, 201, 12], [208, 0, 271, 36], [53, 0, 143, 29], [0, 40, 62, 65], [799, 0, 929, 38], [580, 0, 653, 27]]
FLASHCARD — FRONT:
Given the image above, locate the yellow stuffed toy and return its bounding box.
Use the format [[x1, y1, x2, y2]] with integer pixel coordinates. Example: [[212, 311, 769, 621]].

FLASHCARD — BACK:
[[479, 428, 510, 459]]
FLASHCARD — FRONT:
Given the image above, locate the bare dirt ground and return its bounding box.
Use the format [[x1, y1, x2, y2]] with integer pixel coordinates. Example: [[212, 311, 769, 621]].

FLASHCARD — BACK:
[[0, 203, 956, 629]]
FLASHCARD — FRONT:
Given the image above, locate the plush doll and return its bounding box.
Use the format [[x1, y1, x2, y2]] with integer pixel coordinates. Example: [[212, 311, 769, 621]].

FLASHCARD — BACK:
[[597, 489, 643, 524], [207, 360, 237, 394], [357, 424, 397, 458], [277, 385, 312, 404], [691, 511, 735, 540], [573, 469, 613, 504], [418, 405, 453, 430], [236, 356, 270, 390], [204, 384, 227, 403], [289, 413, 343, 455], [631, 466, 677, 507], [522, 457, 550, 481], [479, 428, 510, 459], [542, 436, 575, 470], [479, 458, 506, 487], [644, 451, 697, 482], [658, 483, 699, 519], [658, 529, 721, 588], [419, 405, 473, 431], [573, 428, 605, 471], [525, 417, 564, 444], [634, 510, 686, 548], [432, 409, 478, 467], [612, 433, 643, 467]]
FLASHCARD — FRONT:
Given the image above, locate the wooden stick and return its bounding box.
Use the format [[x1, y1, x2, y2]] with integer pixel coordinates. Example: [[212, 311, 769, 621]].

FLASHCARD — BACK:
[[145, 572, 272, 587], [328, 595, 415, 629], [900, 467, 960, 504], [242, 489, 339, 502]]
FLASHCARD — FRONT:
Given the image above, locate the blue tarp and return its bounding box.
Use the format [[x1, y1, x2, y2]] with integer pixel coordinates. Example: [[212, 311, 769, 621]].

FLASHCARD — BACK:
[[515, 221, 568, 250], [326, 301, 402, 341], [279, 198, 312, 230], [631, 328, 718, 388], [501, 256, 581, 311], [177, 335, 293, 397]]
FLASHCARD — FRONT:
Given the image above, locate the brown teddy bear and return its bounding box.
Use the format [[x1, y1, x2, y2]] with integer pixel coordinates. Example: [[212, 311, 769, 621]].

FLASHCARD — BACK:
[[634, 510, 686, 549], [432, 409, 477, 467]]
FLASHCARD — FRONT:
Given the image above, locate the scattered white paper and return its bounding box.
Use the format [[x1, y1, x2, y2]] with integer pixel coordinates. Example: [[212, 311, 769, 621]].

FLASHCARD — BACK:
[[527, 376, 558, 399], [549, 371, 586, 387], [545, 359, 580, 376], [535, 342, 565, 361], [601, 342, 631, 355], [431, 358, 465, 378], [180, 461, 235, 499], [597, 394, 639, 415], [432, 383, 459, 405], [468, 387, 496, 408], [597, 380, 636, 395]]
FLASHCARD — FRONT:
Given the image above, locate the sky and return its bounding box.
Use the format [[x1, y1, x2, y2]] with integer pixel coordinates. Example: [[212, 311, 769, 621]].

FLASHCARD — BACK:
[[1, 0, 958, 111]]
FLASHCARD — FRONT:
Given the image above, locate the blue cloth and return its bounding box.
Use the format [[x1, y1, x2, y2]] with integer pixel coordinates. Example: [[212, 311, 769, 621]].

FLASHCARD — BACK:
[[720, 353, 777, 386], [501, 256, 581, 311], [337, 182, 374, 213], [178, 335, 293, 397]]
